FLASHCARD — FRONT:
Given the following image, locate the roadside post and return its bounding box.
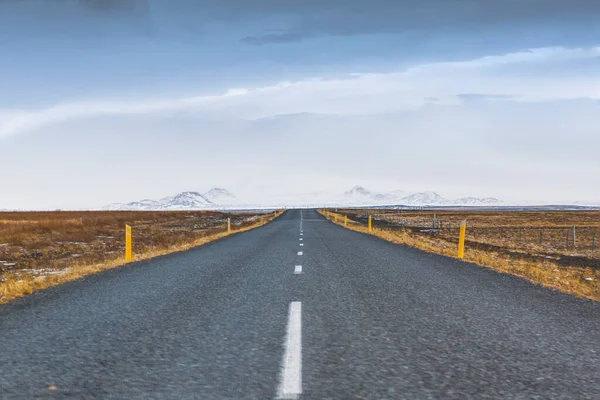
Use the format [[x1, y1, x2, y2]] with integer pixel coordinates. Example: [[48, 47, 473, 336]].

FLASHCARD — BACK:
[[457, 220, 467, 259], [227, 218, 231, 233], [368, 216, 373, 233], [344, 215, 348, 226], [125, 224, 132, 262]]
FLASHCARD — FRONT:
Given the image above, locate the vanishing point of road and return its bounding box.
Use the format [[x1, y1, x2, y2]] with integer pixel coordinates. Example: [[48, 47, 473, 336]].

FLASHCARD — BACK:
[[0, 210, 598, 399]]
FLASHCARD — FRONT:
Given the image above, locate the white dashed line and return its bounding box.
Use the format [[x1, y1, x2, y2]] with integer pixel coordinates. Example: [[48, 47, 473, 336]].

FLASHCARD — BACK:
[[294, 265, 302, 274], [297, 251, 303, 256], [299, 238, 303, 241], [277, 302, 302, 400], [299, 244, 304, 247]]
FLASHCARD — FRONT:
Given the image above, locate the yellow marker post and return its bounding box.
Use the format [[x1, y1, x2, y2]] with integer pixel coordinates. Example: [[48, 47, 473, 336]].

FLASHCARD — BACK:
[[344, 215, 348, 226], [125, 224, 132, 262], [457, 220, 467, 259], [227, 217, 231, 233], [334, 214, 338, 223], [368, 216, 372, 233]]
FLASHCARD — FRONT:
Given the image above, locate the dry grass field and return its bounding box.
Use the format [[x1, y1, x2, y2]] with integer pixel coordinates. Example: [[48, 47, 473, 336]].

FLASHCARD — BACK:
[[0, 210, 276, 303], [323, 209, 600, 301]]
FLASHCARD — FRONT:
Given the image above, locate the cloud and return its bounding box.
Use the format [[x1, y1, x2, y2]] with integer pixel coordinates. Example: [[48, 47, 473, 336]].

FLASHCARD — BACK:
[[457, 94, 521, 103], [1, 0, 148, 13], [3, 95, 600, 208], [241, 32, 311, 45], [237, 0, 600, 45], [1, 46, 599, 138], [5, 0, 600, 48]]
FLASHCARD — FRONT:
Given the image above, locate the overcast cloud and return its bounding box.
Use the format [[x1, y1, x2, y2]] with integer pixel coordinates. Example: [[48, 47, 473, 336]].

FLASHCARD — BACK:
[[1, 1, 599, 208]]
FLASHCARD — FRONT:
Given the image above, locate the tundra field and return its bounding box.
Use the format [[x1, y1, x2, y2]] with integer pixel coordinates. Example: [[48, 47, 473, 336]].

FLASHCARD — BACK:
[[325, 209, 600, 301], [0, 210, 275, 303]]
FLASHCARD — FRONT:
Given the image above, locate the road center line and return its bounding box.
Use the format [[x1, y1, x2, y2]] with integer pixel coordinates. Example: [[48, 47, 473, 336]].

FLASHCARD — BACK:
[[277, 302, 302, 400], [297, 251, 303, 256], [299, 243, 304, 247], [299, 238, 303, 241], [294, 265, 302, 274]]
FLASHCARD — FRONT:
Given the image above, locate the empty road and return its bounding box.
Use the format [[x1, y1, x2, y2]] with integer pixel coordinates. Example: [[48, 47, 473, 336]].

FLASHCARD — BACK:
[[0, 209, 598, 399]]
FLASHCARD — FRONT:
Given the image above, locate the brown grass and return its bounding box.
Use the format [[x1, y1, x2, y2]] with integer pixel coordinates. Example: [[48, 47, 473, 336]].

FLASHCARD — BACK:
[[0, 210, 279, 304], [321, 210, 600, 302]]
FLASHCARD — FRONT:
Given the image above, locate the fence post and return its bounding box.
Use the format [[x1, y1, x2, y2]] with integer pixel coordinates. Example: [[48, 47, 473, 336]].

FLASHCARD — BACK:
[[572, 225, 576, 249], [539, 229, 543, 246], [566, 229, 570, 250], [227, 218, 231, 233], [457, 220, 467, 259], [368, 216, 372, 233], [592, 234, 596, 252], [125, 224, 132, 262]]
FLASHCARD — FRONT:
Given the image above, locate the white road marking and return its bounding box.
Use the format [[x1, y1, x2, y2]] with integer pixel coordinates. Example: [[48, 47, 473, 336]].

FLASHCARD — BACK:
[[297, 251, 303, 256], [300, 233, 303, 236], [299, 243, 304, 246], [277, 302, 302, 399], [294, 265, 302, 274], [299, 238, 303, 241]]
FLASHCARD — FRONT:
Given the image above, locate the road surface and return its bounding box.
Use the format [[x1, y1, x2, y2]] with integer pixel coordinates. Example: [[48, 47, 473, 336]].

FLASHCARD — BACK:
[[0, 209, 598, 399]]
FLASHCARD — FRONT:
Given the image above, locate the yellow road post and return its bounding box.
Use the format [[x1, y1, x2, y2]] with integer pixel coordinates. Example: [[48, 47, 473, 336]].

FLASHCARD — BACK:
[[344, 215, 348, 226], [457, 220, 467, 259], [227, 217, 231, 233], [368, 216, 372, 233], [334, 214, 338, 223], [125, 224, 132, 262]]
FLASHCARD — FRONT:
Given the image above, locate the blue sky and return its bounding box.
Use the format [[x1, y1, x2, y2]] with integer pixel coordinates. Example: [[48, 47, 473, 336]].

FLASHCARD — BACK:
[[1, 0, 600, 208]]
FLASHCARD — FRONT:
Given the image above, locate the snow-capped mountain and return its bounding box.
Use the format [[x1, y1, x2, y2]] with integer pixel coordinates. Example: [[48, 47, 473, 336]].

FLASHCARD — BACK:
[[161, 192, 213, 210], [118, 199, 161, 210], [104, 186, 503, 210], [341, 186, 501, 206], [203, 188, 236, 204], [107, 190, 217, 210], [400, 191, 446, 205]]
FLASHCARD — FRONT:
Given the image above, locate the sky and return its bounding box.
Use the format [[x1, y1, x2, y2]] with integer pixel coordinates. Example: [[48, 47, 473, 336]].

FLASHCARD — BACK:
[[1, 0, 600, 209]]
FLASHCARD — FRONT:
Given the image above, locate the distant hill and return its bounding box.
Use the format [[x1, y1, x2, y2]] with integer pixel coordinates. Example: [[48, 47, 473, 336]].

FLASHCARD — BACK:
[[98, 186, 600, 211], [203, 188, 236, 204], [106, 190, 227, 211], [341, 186, 501, 207]]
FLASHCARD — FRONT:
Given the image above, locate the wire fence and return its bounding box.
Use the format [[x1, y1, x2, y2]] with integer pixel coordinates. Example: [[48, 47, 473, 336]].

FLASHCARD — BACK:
[[340, 210, 600, 267]]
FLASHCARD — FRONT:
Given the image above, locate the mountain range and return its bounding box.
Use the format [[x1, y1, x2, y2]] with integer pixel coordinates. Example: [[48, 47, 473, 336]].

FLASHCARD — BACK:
[[105, 186, 503, 210], [342, 186, 500, 206], [105, 188, 237, 211]]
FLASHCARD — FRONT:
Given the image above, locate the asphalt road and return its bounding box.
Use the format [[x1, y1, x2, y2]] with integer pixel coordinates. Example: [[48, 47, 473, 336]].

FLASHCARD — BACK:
[[0, 209, 598, 399]]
